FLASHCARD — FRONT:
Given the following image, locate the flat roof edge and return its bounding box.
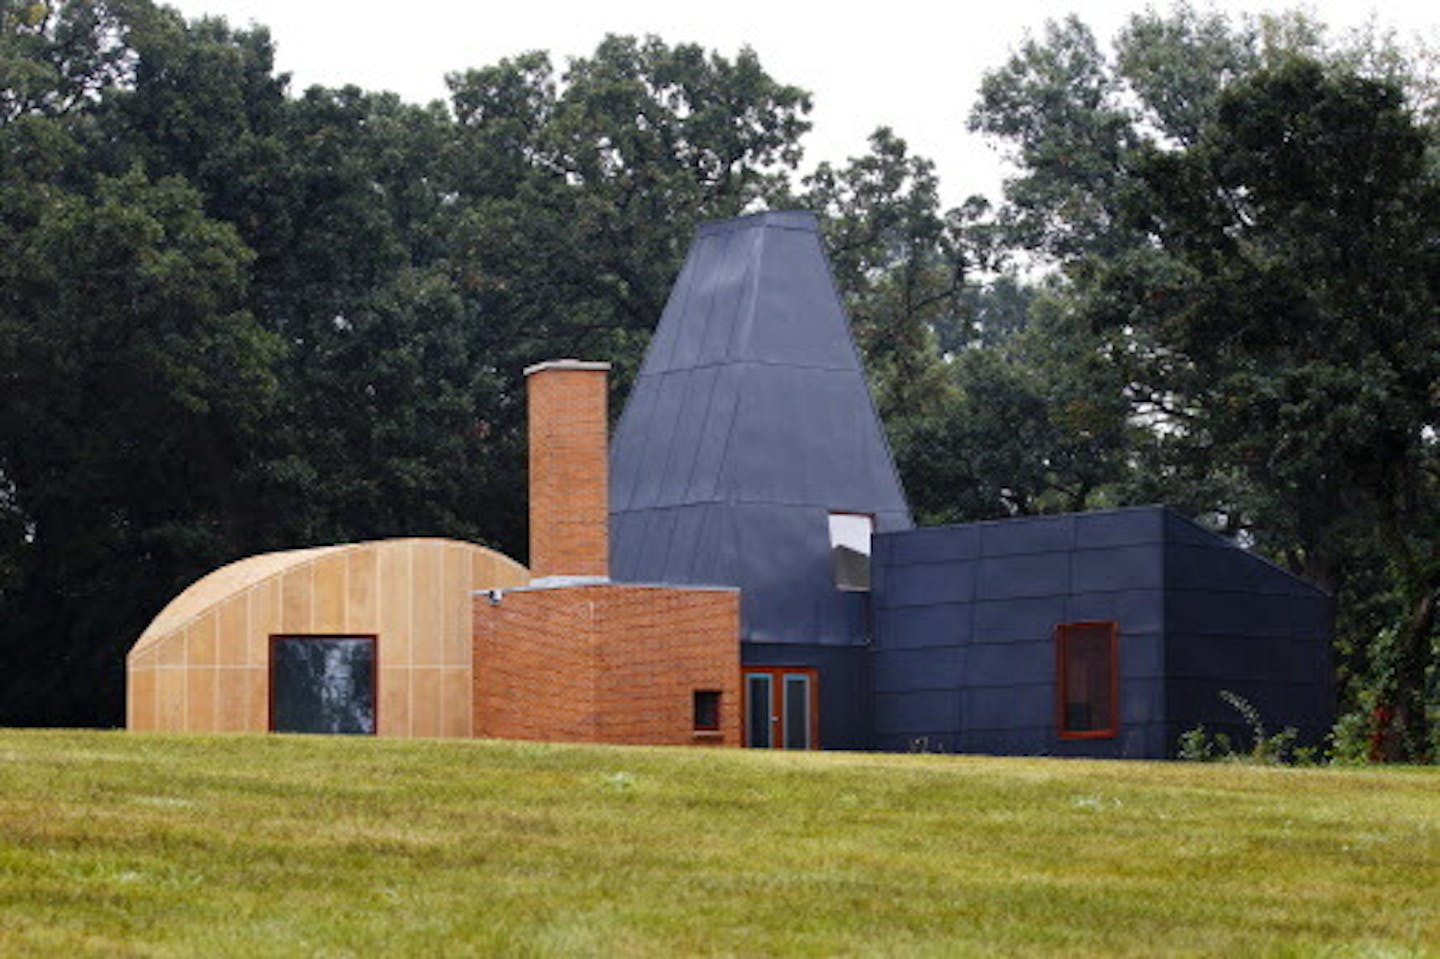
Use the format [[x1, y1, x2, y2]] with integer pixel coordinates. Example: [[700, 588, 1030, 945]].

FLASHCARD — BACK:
[[475, 581, 740, 596]]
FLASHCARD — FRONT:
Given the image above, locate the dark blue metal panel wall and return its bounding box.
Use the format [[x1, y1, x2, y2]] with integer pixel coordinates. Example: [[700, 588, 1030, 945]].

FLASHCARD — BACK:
[[742, 643, 871, 751], [872, 508, 1171, 758], [1162, 512, 1333, 752]]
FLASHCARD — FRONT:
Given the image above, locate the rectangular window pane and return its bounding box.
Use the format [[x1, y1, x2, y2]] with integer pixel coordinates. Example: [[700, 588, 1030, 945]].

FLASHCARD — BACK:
[[784, 675, 810, 749], [693, 690, 721, 731], [272, 637, 376, 735], [829, 513, 874, 591], [1059, 623, 1116, 736], [746, 674, 772, 748]]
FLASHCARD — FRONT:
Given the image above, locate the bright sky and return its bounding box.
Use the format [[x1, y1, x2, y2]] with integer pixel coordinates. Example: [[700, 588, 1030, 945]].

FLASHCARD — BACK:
[[164, 1, 1438, 209]]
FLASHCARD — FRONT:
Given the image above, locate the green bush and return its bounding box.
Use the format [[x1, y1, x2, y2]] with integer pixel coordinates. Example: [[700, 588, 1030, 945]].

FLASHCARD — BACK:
[[1177, 691, 1300, 764]]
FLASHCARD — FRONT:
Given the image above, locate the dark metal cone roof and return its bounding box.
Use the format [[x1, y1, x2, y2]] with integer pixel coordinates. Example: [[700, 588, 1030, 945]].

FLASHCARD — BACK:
[[609, 210, 913, 645]]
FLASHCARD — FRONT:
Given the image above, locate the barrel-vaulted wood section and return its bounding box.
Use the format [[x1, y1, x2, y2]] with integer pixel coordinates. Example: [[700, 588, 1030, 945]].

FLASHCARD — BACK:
[[127, 538, 528, 736]]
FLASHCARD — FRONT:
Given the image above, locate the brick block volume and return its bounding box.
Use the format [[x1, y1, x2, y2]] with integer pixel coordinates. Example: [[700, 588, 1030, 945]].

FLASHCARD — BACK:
[[473, 584, 740, 746]]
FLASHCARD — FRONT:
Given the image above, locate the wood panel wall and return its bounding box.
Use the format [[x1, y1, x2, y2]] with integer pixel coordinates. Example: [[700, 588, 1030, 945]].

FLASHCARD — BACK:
[[127, 539, 528, 737]]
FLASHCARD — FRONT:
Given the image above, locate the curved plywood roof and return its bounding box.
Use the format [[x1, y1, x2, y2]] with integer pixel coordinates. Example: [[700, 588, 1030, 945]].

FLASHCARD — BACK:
[[131, 538, 527, 656]]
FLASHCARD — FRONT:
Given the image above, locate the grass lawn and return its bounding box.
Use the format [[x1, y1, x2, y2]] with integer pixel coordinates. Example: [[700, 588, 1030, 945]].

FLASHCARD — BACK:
[[0, 730, 1435, 956]]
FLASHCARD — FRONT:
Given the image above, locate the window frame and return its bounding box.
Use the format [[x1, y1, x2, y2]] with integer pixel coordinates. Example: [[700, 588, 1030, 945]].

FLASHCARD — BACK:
[[742, 666, 820, 749], [692, 689, 722, 735], [268, 633, 379, 735], [1054, 621, 1119, 740]]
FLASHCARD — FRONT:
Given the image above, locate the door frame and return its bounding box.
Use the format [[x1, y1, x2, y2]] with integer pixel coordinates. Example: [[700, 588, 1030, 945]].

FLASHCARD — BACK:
[[742, 666, 820, 749]]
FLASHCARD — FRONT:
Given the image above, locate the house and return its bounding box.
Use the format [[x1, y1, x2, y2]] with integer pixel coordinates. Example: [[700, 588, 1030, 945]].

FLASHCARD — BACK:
[[127, 210, 1333, 757]]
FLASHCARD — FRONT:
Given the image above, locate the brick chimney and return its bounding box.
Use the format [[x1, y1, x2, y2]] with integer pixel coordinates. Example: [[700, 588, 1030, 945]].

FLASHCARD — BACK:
[[524, 359, 611, 580]]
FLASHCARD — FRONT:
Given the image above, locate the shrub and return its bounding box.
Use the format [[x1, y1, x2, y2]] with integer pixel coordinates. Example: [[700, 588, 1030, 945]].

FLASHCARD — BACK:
[[1177, 691, 1299, 764]]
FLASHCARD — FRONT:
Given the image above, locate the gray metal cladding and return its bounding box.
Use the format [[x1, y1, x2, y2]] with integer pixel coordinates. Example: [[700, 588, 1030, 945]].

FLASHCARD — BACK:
[[610, 211, 912, 645], [1162, 511, 1333, 747], [870, 506, 1332, 758]]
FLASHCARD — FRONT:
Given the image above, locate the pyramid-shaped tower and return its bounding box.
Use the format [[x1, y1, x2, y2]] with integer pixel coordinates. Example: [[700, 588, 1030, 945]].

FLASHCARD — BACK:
[[609, 211, 913, 649]]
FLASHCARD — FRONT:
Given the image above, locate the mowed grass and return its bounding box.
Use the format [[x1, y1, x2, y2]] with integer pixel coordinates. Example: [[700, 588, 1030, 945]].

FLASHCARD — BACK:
[[0, 731, 1435, 957]]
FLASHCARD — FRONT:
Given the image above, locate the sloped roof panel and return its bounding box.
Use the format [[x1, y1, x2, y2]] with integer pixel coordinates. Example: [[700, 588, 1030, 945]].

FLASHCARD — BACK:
[[610, 210, 913, 645], [745, 224, 857, 368]]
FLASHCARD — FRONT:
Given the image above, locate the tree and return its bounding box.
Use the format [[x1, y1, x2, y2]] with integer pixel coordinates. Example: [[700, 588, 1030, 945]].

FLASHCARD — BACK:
[[897, 281, 1134, 525], [0, 13, 820, 725], [436, 36, 816, 560], [0, 166, 279, 724], [1, 0, 138, 127], [801, 128, 964, 422], [971, 8, 1440, 758], [970, 14, 1140, 262], [1094, 59, 1440, 758], [446, 36, 812, 388]]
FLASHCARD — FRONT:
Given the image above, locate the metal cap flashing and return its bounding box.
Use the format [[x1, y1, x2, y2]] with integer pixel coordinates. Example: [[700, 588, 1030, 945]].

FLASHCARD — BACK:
[[523, 359, 612, 377]]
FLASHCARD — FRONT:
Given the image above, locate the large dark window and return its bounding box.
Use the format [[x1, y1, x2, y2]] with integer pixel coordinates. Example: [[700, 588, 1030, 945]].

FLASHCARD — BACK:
[[1056, 622, 1118, 739], [270, 636, 377, 735]]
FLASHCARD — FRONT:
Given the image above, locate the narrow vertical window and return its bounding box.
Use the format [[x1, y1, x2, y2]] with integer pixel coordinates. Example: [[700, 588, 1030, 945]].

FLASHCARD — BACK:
[[746, 673, 773, 748], [828, 512, 875, 591], [783, 674, 811, 749], [1056, 622, 1118, 739], [693, 690, 721, 732]]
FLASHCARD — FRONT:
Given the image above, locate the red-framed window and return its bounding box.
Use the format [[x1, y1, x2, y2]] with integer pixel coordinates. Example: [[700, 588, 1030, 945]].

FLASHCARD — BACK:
[[743, 667, 819, 749], [1055, 622, 1119, 739]]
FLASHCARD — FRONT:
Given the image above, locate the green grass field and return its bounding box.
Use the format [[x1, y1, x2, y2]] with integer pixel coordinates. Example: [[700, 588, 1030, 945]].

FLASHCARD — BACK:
[[0, 730, 1435, 957]]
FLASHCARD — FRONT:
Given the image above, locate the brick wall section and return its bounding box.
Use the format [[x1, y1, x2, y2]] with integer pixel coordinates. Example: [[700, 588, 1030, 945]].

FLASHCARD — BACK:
[[525, 360, 610, 578], [473, 584, 740, 746], [592, 587, 740, 745], [473, 588, 599, 742]]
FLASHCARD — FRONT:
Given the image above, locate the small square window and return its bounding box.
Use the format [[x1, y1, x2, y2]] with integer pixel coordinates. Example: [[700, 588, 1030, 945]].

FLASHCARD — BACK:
[[693, 690, 721, 732], [828, 512, 874, 591]]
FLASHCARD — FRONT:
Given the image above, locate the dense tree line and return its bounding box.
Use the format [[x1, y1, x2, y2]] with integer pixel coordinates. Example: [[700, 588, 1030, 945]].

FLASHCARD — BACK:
[[1, 1, 1435, 759]]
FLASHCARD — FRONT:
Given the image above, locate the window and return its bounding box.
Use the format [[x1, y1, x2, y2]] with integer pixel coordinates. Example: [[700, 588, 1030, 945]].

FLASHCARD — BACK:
[[828, 512, 874, 591], [693, 690, 721, 733], [1056, 622, 1118, 739], [270, 635, 377, 735]]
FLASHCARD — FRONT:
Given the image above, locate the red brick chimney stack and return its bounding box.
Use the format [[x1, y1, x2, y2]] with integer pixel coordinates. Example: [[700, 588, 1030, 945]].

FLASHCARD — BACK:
[[524, 359, 611, 580]]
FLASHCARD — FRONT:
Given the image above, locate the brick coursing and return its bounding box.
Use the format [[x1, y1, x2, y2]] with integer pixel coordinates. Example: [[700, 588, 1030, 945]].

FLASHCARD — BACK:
[[526, 365, 609, 578], [473, 584, 740, 746]]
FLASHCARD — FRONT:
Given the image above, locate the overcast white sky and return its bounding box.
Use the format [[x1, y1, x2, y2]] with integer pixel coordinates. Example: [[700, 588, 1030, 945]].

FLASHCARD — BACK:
[[164, 1, 1438, 208]]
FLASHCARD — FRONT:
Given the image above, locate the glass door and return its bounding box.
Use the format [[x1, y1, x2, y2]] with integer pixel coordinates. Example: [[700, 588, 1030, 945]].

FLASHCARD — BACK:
[[746, 673, 773, 748], [742, 667, 818, 749]]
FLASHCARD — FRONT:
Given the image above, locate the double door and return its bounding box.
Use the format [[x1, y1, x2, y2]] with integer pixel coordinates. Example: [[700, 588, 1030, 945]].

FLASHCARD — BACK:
[[743, 667, 817, 749]]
